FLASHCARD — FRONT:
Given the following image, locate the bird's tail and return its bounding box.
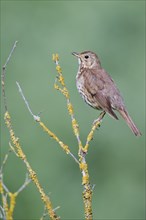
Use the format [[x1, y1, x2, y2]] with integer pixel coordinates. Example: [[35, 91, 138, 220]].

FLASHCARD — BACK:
[[118, 109, 141, 136]]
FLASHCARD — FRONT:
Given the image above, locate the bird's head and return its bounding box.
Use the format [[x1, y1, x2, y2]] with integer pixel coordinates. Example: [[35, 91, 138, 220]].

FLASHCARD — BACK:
[[72, 51, 101, 69]]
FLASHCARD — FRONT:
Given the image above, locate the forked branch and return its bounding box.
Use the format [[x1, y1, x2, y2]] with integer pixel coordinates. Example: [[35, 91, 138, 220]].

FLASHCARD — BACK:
[[1, 42, 60, 220], [1, 43, 105, 220]]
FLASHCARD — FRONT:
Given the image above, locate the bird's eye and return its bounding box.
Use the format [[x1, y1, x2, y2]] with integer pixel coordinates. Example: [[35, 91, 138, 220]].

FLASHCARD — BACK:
[[84, 55, 89, 59]]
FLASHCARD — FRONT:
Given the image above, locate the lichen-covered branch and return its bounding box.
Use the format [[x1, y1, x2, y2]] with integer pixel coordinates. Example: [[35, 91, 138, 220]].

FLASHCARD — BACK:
[[84, 111, 106, 152], [4, 108, 59, 220], [52, 54, 104, 220], [0, 150, 31, 220], [1, 42, 105, 220], [52, 54, 106, 219], [16, 81, 79, 164], [53, 54, 83, 151], [1, 42, 60, 220]]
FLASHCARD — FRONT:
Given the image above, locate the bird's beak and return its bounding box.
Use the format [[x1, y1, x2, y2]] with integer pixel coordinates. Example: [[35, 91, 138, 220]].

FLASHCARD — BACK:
[[72, 52, 80, 58]]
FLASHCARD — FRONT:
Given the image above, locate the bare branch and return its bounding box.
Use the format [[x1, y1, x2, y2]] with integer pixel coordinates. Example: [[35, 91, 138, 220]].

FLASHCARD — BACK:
[[2, 41, 18, 70], [16, 173, 31, 194], [16, 81, 40, 121], [0, 149, 12, 176], [0, 205, 6, 220], [1, 41, 18, 112]]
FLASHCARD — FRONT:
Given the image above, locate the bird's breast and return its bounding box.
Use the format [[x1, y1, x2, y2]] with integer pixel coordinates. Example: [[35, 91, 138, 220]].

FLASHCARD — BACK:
[[76, 73, 101, 110]]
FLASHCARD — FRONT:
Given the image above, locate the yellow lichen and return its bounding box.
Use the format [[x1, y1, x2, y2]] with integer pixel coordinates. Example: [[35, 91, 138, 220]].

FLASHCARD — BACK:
[[52, 54, 59, 62], [72, 119, 79, 136], [82, 175, 89, 185], [79, 162, 87, 171], [8, 192, 17, 217], [39, 121, 70, 155], [56, 65, 62, 74], [0, 181, 3, 193], [67, 103, 74, 115], [3, 110, 59, 219]]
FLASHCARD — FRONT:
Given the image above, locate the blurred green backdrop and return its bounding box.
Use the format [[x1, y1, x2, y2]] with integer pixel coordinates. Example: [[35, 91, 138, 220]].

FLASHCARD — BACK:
[[1, 1, 145, 219]]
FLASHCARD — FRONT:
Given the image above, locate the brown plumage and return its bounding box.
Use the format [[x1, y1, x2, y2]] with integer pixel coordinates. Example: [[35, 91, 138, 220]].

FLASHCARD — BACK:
[[72, 51, 141, 136]]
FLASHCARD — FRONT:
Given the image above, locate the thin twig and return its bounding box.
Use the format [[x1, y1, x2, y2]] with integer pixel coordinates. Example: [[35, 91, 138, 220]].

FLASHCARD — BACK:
[[0, 205, 6, 220], [2, 41, 18, 70], [0, 149, 12, 176], [69, 151, 79, 164], [40, 205, 60, 220], [0, 149, 12, 195], [16, 173, 31, 194], [1, 41, 18, 112], [9, 142, 19, 157], [1, 183, 9, 194], [16, 81, 79, 164], [16, 81, 40, 121]]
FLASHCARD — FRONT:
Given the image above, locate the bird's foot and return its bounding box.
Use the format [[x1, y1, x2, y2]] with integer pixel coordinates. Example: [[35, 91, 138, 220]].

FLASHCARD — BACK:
[[92, 111, 106, 128]]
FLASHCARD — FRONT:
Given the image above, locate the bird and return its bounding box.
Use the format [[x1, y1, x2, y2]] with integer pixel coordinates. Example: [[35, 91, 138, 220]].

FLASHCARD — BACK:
[[72, 51, 141, 136]]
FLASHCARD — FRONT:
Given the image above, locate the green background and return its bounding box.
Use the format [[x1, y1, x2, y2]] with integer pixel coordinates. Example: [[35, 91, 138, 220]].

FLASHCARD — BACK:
[[1, 1, 145, 219]]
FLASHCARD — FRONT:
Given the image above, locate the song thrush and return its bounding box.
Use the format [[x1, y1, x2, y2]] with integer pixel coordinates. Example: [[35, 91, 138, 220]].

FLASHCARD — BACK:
[[72, 51, 141, 136]]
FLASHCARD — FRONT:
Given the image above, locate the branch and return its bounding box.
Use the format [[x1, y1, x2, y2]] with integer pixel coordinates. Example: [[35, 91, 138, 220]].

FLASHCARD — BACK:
[[53, 54, 83, 151], [52, 54, 105, 219], [52, 54, 93, 219], [16, 81, 79, 164], [16, 81, 39, 120], [16, 173, 31, 194], [84, 111, 106, 152], [0, 149, 12, 176], [1, 42, 60, 220], [1, 42, 106, 220], [1, 41, 18, 112], [0, 148, 31, 219]]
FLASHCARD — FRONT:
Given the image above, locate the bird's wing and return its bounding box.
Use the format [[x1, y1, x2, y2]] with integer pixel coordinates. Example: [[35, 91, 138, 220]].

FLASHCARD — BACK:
[[83, 68, 119, 120]]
